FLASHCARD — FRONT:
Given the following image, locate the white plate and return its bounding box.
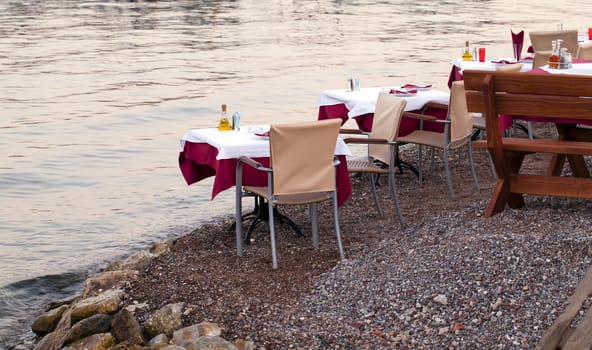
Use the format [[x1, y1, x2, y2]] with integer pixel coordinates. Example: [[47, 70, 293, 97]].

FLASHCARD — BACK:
[[390, 92, 417, 97], [400, 86, 432, 91]]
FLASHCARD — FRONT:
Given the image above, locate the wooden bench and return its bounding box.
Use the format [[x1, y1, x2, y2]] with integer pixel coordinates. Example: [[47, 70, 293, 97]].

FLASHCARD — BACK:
[[463, 70, 592, 217]]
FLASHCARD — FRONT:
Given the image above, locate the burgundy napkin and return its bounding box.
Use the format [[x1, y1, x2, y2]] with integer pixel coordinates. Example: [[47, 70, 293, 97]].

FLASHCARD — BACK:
[[389, 89, 417, 95], [511, 29, 524, 61], [255, 131, 270, 137], [401, 84, 432, 90], [527, 46, 534, 54], [491, 59, 519, 65]]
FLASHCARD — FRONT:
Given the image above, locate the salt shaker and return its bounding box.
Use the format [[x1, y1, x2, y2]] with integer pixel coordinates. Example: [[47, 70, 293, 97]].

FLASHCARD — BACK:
[[232, 112, 241, 131]]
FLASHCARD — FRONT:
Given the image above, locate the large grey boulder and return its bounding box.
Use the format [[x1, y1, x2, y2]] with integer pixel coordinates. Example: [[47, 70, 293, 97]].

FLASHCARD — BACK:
[[61, 332, 115, 350], [143, 302, 185, 338], [44, 294, 80, 311], [171, 322, 222, 346], [82, 270, 137, 298], [31, 305, 69, 335], [183, 336, 238, 350], [70, 289, 124, 322], [33, 309, 73, 350], [147, 333, 170, 349], [65, 313, 111, 344], [111, 308, 145, 345]]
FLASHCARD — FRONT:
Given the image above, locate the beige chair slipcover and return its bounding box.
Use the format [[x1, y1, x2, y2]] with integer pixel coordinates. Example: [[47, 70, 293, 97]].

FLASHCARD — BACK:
[[397, 81, 480, 199], [341, 92, 407, 226], [529, 29, 578, 68], [577, 42, 592, 59], [235, 118, 344, 269], [472, 62, 527, 179]]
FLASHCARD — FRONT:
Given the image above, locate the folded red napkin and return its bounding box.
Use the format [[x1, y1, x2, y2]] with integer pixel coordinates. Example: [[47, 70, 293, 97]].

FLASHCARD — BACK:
[[401, 83, 432, 90], [255, 131, 270, 137], [491, 59, 519, 65], [389, 89, 417, 95], [521, 56, 534, 61], [511, 29, 524, 61]]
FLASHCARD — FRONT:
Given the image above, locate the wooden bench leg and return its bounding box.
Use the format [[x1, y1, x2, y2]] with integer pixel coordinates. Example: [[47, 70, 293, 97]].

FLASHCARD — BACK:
[[485, 179, 510, 217], [548, 153, 566, 176], [506, 155, 526, 209], [568, 155, 591, 178], [484, 153, 526, 217], [548, 153, 590, 178], [551, 123, 592, 178]]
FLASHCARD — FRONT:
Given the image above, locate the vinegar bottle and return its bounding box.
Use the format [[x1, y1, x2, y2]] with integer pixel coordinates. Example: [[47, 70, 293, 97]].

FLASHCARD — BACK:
[[548, 40, 559, 69], [217, 104, 232, 131]]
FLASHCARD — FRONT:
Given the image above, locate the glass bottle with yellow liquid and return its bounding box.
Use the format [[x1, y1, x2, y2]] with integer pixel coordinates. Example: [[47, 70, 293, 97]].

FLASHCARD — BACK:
[[462, 41, 473, 61], [217, 104, 232, 131]]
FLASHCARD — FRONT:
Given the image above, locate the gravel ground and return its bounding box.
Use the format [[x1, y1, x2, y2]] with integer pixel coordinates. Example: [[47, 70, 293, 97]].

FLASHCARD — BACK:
[[123, 123, 592, 349]]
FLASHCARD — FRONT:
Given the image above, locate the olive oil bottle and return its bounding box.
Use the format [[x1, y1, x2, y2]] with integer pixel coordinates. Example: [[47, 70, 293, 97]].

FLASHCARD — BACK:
[[217, 104, 232, 131]]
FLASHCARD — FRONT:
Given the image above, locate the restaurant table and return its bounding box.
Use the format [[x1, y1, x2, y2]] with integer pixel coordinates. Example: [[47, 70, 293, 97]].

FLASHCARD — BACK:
[[449, 58, 592, 132], [534, 63, 592, 177], [448, 57, 533, 88], [317, 86, 450, 134], [462, 63, 592, 180], [178, 126, 353, 207]]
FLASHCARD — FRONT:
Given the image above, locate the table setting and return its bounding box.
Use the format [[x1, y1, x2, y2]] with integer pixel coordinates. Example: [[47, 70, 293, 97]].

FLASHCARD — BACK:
[[178, 125, 353, 206], [317, 83, 450, 134], [538, 62, 592, 75], [317, 84, 448, 119]]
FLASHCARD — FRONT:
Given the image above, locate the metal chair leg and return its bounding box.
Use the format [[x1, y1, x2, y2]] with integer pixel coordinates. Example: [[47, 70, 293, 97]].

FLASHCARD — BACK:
[[467, 142, 480, 192], [268, 201, 278, 270], [311, 203, 319, 249], [418, 144, 424, 184], [443, 149, 456, 199], [388, 170, 405, 227], [369, 173, 383, 217], [235, 162, 244, 256], [331, 193, 344, 260]]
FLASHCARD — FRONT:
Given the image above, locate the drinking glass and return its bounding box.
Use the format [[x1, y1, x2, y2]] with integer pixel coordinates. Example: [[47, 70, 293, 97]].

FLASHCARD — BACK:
[[478, 47, 486, 62], [347, 78, 354, 92]]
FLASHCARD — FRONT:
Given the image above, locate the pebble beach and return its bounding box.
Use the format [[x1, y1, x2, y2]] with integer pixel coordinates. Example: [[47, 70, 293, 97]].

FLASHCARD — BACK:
[[116, 124, 592, 349]]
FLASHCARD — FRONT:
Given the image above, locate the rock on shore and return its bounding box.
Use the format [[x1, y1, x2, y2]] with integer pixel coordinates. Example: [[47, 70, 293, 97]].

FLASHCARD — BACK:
[[31, 240, 254, 350]]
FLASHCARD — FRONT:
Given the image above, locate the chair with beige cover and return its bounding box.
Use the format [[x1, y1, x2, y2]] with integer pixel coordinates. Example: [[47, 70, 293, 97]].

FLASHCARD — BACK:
[[472, 63, 524, 135], [577, 42, 592, 59], [529, 29, 579, 68], [473, 62, 533, 139], [398, 81, 480, 199], [235, 118, 344, 269], [340, 92, 407, 226], [472, 62, 526, 179]]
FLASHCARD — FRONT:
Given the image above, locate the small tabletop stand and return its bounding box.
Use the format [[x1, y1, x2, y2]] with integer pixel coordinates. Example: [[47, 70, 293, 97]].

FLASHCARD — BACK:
[[395, 146, 419, 177], [368, 145, 419, 187], [229, 195, 302, 243]]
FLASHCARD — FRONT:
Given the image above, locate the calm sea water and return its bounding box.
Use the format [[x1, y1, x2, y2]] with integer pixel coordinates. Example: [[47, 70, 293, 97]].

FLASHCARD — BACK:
[[1, 0, 590, 347]]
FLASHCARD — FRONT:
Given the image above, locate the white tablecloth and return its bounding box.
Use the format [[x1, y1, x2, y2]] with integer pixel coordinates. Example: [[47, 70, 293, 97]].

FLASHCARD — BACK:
[[451, 57, 533, 73], [317, 87, 450, 118], [180, 126, 352, 160], [539, 62, 592, 75]]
